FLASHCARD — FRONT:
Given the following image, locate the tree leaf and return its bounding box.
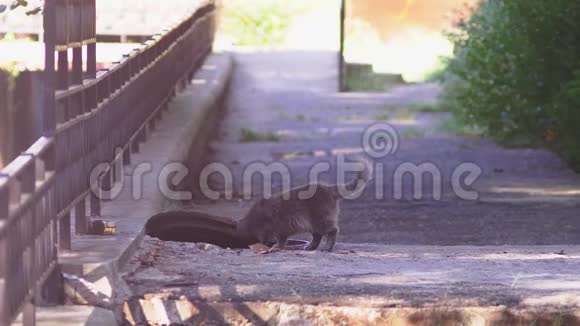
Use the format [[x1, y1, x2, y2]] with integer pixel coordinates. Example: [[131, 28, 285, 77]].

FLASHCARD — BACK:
[[25, 6, 41, 15]]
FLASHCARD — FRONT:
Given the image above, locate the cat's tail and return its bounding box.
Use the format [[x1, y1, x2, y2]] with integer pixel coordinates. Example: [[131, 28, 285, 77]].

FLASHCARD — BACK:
[[330, 156, 373, 198]]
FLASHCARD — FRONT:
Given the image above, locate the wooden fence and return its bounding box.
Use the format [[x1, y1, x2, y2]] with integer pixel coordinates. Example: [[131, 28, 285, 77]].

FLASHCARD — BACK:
[[0, 0, 216, 324]]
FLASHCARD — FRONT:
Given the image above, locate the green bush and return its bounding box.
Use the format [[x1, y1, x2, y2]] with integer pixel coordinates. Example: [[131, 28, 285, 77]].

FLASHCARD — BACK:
[[220, 0, 294, 46], [239, 128, 280, 143], [443, 0, 580, 169]]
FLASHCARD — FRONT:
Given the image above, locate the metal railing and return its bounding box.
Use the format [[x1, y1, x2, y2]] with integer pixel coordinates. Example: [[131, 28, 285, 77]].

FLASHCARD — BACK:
[[0, 0, 216, 324]]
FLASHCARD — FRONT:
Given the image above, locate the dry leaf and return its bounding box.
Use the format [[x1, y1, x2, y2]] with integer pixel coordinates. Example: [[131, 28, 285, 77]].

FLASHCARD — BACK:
[[249, 242, 270, 254]]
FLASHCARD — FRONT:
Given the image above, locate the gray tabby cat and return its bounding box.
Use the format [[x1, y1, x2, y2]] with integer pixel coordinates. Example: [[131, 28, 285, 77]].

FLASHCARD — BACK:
[[236, 157, 372, 252]]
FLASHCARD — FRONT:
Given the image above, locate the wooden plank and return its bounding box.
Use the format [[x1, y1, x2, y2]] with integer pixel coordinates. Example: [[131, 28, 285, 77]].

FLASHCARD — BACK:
[[0, 71, 13, 169], [58, 211, 71, 250], [74, 196, 87, 234]]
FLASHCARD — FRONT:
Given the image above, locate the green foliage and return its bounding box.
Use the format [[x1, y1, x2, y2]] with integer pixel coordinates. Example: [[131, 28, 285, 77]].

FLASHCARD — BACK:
[[401, 128, 425, 139], [550, 70, 580, 168], [423, 57, 451, 83], [0, 32, 33, 43], [408, 102, 448, 113], [374, 114, 390, 121], [220, 0, 294, 46], [345, 72, 390, 92], [443, 0, 580, 170], [239, 128, 280, 143], [437, 116, 486, 137], [0, 62, 23, 77], [0, 0, 42, 15]]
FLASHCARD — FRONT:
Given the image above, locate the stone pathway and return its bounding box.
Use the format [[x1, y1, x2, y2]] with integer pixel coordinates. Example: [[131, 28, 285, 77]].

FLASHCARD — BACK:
[[193, 50, 580, 246], [123, 50, 580, 324]]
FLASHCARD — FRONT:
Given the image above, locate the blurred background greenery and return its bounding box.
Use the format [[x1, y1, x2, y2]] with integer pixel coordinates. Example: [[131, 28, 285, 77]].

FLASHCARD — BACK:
[[442, 0, 580, 171], [201, 0, 580, 171], [216, 0, 472, 84], [218, 0, 295, 47], [3, 0, 579, 170]]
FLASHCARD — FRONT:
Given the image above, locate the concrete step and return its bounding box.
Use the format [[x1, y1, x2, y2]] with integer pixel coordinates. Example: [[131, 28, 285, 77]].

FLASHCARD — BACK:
[[122, 239, 580, 325]]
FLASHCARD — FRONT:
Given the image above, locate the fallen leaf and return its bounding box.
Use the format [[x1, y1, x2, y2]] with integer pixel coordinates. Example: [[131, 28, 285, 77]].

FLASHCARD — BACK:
[[25, 6, 41, 15], [249, 242, 270, 254]]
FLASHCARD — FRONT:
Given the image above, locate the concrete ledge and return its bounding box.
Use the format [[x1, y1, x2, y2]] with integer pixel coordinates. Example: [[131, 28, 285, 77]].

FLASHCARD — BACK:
[[123, 239, 580, 325], [123, 300, 580, 325], [56, 53, 233, 317]]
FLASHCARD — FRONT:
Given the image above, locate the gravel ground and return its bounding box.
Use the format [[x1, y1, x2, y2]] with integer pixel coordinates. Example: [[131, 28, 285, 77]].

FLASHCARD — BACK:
[[191, 50, 580, 246]]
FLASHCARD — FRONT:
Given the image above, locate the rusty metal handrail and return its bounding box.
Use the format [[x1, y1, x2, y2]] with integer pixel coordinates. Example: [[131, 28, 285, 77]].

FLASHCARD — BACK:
[[0, 0, 216, 324]]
